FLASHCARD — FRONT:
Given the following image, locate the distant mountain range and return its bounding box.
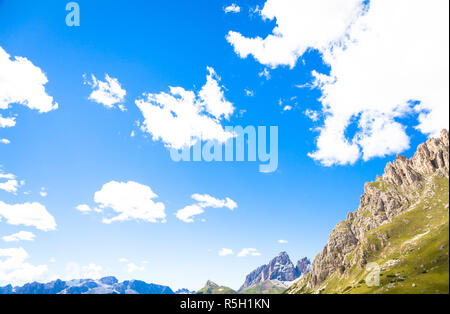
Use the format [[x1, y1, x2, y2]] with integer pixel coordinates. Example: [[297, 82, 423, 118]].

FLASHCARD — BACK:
[[1, 252, 310, 295], [196, 252, 311, 295], [0, 276, 177, 294], [239, 252, 311, 292]]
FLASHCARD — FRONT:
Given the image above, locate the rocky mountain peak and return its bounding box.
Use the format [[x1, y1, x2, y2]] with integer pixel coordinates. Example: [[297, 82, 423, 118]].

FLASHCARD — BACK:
[[296, 257, 312, 275], [239, 252, 311, 291], [297, 129, 449, 290]]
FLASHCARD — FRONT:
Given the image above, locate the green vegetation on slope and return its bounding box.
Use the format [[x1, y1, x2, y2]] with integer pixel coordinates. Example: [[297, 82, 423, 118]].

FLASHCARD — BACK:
[[289, 176, 449, 294], [195, 281, 236, 294], [239, 281, 287, 294]]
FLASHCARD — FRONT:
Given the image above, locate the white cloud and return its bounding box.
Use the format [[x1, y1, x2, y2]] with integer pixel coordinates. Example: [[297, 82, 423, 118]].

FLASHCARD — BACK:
[[283, 105, 293, 112], [136, 67, 235, 149], [199, 67, 234, 120], [224, 4, 241, 14], [65, 262, 104, 280], [226, 0, 365, 68], [218, 248, 234, 256], [75, 204, 92, 213], [125, 263, 145, 273], [0, 201, 57, 231], [2, 231, 36, 243], [258, 68, 271, 80], [278, 239, 288, 244], [0, 247, 48, 286], [0, 115, 16, 128], [0, 139, 10, 144], [85, 74, 126, 110], [0, 46, 58, 113], [192, 194, 238, 210], [309, 0, 449, 165], [228, 0, 449, 166], [304, 109, 320, 122], [244, 89, 254, 97], [176, 194, 238, 223], [237, 248, 261, 257], [40, 187, 47, 197], [0, 171, 19, 194], [176, 205, 204, 223], [119, 258, 146, 273], [82, 181, 166, 224]]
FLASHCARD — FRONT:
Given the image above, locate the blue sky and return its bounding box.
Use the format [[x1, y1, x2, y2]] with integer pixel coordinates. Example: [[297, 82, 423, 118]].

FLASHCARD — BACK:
[[0, 0, 448, 290]]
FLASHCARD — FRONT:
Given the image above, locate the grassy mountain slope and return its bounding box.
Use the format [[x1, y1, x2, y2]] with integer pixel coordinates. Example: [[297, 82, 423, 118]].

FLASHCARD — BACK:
[[287, 130, 449, 294], [239, 280, 287, 294], [195, 281, 236, 294], [288, 176, 448, 294]]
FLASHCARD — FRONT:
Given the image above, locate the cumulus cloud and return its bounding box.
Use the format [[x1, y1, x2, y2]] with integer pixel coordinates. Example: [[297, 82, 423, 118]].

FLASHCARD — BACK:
[[0, 139, 10, 144], [224, 4, 241, 14], [2, 231, 36, 243], [118, 258, 146, 273], [176, 194, 238, 223], [79, 181, 166, 224], [0, 115, 16, 128], [75, 204, 93, 213], [0, 247, 48, 285], [237, 248, 261, 257], [0, 171, 19, 194], [175, 205, 204, 224], [227, 0, 449, 166], [0, 46, 58, 113], [136, 67, 235, 149], [304, 109, 320, 122], [192, 194, 238, 210], [309, 0, 449, 165], [85, 74, 127, 111], [218, 248, 234, 256], [125, 263, 145, 273], [278, 239, 288, 244], [39, 187, 47, 197], [65, 262, 104, 280], [226, 0, 365, 68], [0, 201, 57, 231]]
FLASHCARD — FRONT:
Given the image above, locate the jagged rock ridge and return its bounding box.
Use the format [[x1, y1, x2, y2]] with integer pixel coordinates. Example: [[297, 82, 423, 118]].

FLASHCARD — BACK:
[[288, 130, 449, 294], [239, 252, 311, 291]]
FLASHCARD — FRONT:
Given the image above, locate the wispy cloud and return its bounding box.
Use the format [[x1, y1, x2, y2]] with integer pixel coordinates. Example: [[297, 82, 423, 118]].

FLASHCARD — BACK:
[[84, 74, 126, 111]]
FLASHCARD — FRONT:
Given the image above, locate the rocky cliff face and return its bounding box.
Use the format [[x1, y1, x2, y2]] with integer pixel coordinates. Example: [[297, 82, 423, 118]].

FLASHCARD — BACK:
[[288, 130, 449, 294], [296, 257, 312, 275], [239, 252, 310, 291]]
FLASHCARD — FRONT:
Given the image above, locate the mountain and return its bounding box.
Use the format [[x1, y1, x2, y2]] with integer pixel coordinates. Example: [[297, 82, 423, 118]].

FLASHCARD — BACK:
[[0, 277, 174, 294], [195, 281, 236, 294], [239, 280, 290, 294], [287, 130, 449, 294], [175, 288, 195, 294], [239, 252, 311, 293]]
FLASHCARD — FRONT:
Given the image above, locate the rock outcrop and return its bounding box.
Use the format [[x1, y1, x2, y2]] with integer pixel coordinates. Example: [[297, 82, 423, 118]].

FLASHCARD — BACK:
[[291, 130, 449, 292], [239, 252, 311, 291]]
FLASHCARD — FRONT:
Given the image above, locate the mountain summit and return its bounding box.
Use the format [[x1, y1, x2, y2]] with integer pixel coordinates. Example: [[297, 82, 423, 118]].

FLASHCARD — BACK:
[[288, 130, 449, 294], [239, 252, 311, 292]]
